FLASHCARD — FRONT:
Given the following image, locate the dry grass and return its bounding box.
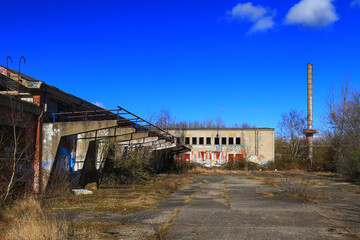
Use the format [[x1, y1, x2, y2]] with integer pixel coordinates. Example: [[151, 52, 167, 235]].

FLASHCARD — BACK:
[[303, 180, 325, 186], [2, 198, 68, 240], [223, 177, 231, 208], [0, 198, 123, 240], [154, 179, 179, 194], [183, 195, 193, 205], [280, 178, 331, 203], [183, 192, 197, 205], [190, 230, 206, 237], [246, 175, 261, 180], [152, 208, 181, 240], [262, 177, 279, 187], [257, 191, 275, 198], [187, 166, 246, 175], [340, 188, 360, 194], [46, 174, 193, 214]]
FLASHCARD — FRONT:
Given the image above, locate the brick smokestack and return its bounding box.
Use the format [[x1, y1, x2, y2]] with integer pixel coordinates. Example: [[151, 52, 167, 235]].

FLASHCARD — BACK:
[[303, 63, 317, 165], [307, 63, 313, 130]]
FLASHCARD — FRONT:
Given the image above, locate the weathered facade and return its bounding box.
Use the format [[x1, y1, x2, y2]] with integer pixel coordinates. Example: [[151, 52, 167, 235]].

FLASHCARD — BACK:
[[0, 65, 187, 194], [169, 128, 275, 167]]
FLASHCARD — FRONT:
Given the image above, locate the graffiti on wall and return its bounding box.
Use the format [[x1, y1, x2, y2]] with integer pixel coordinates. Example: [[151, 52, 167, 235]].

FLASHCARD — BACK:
[[0, 66, 10, 76], [177, 150, 246, 167], [177, 131, 270, 167]]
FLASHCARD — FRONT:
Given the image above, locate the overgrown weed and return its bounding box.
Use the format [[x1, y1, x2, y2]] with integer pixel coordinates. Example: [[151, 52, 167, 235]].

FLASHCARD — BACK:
[[280, 178, 331, 203]]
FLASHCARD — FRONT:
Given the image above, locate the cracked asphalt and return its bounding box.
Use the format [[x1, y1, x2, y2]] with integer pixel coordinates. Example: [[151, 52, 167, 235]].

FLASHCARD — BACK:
[[61, 172, 360, 239]]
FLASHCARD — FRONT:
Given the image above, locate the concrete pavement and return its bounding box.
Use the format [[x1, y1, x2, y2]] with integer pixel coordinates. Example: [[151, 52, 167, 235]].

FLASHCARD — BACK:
[[60, 172, 360, 239]]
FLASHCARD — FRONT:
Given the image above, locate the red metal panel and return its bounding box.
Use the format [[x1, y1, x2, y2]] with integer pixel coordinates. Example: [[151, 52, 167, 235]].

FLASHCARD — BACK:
[[181, 154, 186, 164], [185, 154, 190, 163], [228, 154, 234, 164], [200, 152, 205, 160], [236, 154, 243, 163]]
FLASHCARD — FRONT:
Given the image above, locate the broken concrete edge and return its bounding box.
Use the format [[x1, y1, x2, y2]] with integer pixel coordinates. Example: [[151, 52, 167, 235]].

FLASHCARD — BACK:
[[72, 189, 93, 195]]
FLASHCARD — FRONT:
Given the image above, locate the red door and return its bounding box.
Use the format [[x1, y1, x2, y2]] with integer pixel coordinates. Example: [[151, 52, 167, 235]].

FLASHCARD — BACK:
[[185, 154, 190, 163], [228, 154, 234, 164], [235, 154, 243, 163]]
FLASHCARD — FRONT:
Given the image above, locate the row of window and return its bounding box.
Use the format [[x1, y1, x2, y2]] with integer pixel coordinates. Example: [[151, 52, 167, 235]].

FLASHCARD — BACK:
[[177, 137, 241, 145]]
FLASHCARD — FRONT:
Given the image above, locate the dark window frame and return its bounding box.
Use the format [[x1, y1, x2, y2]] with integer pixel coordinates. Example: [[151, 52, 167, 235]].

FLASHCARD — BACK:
[[221, 137, 227, 145], [185, 137, 190, 144], [215, 137, 220, 145], [236, 137, 241, 145], [192, 137, 197, 145], [229, 137, 234, 145], [206, 137, 211, 145], [199, 137, 204, 145]]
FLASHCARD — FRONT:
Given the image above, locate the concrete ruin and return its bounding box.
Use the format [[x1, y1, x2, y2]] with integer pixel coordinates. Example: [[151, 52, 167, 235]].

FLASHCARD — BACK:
[[0, 65, 189, 193], [169, 128, 275, 167]]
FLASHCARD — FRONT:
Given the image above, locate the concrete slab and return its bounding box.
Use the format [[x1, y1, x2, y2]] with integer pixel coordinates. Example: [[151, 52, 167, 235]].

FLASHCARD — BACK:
[[58, 172, 360, 239]]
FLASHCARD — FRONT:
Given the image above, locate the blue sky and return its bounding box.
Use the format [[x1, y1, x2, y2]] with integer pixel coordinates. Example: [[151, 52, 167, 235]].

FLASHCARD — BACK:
[[1, 0, 360, 130]]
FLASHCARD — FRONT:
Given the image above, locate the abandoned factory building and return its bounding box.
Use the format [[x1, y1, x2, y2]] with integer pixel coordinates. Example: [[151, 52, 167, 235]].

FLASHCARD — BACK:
[[169, 128, 275, 167], [0, 63, 275, 197], [0, 65, 188, 194]]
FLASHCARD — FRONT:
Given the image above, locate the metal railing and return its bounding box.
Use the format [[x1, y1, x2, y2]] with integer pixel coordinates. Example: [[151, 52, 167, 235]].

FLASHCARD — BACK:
[[50, 106, 175, 141]]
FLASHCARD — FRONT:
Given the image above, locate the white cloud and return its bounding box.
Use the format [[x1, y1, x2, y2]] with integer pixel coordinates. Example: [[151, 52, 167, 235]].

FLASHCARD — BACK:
[[285, 0, 339, 27], [227, 2, 276, 34], [249, 16, 275, 33], [93, 101, 105, 108], [351, 0, 360, 7]]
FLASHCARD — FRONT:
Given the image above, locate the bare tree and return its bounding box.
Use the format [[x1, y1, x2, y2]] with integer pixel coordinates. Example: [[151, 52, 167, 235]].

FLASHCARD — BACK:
[[0, 100, 36, 202], [277, 109, 307, 163], [325, 80, 360, 180]]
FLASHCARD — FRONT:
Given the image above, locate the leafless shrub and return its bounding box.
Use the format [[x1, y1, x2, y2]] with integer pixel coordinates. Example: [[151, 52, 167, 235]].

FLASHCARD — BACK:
[[263, 177, 279, 187], [151, 223, 167, 240], [100, 145, 153, 185], [0, 100, 36, 203], [44, 169, 80, 198], [280, 178, 330, 202], [154, 179, 179, 194], [280, 178, 310, 198], [325, 80, 360, 182]]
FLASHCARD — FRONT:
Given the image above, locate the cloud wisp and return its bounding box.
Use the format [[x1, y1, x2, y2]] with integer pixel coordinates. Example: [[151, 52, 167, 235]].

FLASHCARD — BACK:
[[227, 2, 276, 34], [284, 0, 339, 28], [93, 101, 105, 108]]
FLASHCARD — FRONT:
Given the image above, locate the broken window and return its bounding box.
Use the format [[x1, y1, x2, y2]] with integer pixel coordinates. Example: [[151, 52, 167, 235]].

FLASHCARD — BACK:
[[192, 137, 197, 145], [199, 137, 204, 145], [222, 137, 227, 145], [215, 137, 220, 145], [185, 137, 190, 144], [229, 137, 234, 145], [206, 137, 211, 145], [236, 137, 241, 145]]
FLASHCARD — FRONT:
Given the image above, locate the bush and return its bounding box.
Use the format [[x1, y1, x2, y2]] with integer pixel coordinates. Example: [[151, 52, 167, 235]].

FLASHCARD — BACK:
[[45, 169, 79, 198], [100, 146, 153, 185], [224, 161, 245, 170]]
